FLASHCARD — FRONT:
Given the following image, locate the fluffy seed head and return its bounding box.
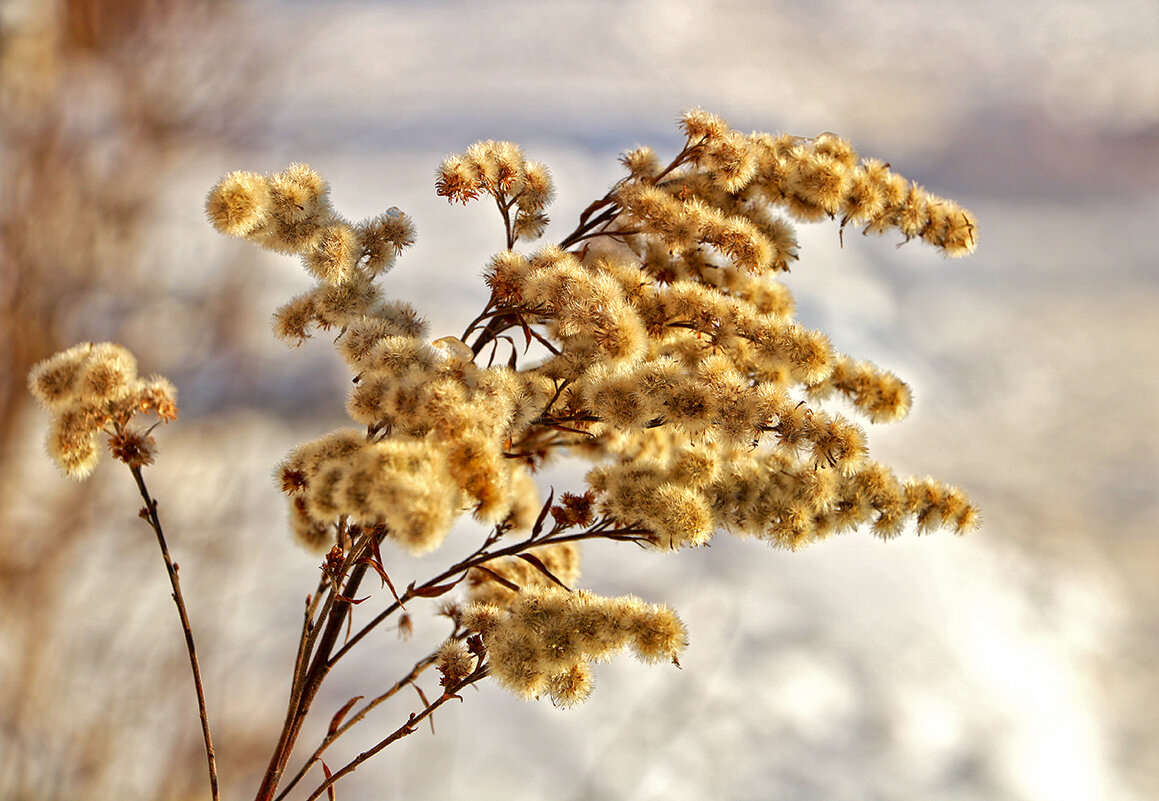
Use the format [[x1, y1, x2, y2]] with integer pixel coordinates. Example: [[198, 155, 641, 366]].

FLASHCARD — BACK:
[[700, 130, 758, 192], [787, 150, 849, 214], [303, 220, 358, 285], [28, 343, 96, 409], [436, 639, 476, 687], [547, 662, 594, 708], [680, 107, 729, 141], [132, 376, 179, 422], [46, 407, 102, 479], [205, 170, 270, 236], [268, 163, 329, 223], [620, 146, 662, 181], [517, 160, 554, 211], [78, 343, 138, 403], [357, 208, 416, 275]]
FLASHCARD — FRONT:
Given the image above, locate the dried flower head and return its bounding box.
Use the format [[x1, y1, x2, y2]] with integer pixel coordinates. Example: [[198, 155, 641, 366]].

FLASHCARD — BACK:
[[204, 170, 270, 236], [27, 343, 96, 410], [436, 639, 477, 688], [357, 208, 416, 275], [28, 343, 177, 479], [303, 220, 359, 285], [108, 425, 157, 469], [268, 163, 330, 224], [465, 587, 685, 704], [680, 107, 729, 142]]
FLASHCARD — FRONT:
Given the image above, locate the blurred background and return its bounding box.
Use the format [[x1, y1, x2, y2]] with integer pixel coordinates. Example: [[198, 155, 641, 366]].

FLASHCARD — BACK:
[[1, 1, 1156, 799]]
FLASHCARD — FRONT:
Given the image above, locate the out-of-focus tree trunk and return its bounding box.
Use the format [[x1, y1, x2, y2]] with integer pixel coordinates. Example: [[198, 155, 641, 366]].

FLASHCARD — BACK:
[[0, 2, 265, 798]]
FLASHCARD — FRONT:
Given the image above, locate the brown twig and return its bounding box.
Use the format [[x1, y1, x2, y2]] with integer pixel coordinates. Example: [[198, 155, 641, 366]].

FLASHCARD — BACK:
[[556, 139, 700, 250], [255, 555, 371, 801], [495, 191, 516, 250], [130, 464, 219, 801], [303, 665, 491, 801], [327, 520, 652, 669], [273, 650, 444, 801]]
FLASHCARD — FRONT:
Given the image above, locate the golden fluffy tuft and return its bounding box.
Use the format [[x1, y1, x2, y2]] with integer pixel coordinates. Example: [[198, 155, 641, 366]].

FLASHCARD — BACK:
[[303, 220, 359, 285], [680, 107, 729, 141], [205, 170, 270, 236], [357, 208, 416, 275]]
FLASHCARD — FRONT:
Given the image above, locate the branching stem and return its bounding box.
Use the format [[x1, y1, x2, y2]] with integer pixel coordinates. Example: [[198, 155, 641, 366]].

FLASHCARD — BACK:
[[273, 648, 445, 801], [303, 666, 491, 801], [328, 520, 650, 669]]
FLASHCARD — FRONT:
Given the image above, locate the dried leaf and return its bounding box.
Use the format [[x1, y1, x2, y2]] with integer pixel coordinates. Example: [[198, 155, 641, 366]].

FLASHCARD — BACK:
[[406, 577, 463, 599], [531, 489, 555, 537], [412, 684, 436, 734], [473, 564, 521, 593], [517, 314, 534, 351], [328, 695, 365, 737], [357, 556, 405, 609], [516, 552, 571, 590], [321, 760, 336, 801]]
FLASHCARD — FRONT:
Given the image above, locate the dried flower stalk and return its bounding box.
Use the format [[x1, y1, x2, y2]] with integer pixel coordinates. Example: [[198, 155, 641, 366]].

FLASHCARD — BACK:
[[31, 110, 980, 801], [25, 343, 216, 799]]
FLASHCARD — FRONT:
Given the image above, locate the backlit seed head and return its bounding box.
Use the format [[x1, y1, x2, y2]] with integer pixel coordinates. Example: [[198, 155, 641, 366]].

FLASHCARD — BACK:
[[205, 170, 269, 236]]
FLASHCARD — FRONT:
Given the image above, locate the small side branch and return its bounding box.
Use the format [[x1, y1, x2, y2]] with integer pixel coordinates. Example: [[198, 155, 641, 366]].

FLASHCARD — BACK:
[[272, 649, 443, 801], [304, 666, 490, 801]]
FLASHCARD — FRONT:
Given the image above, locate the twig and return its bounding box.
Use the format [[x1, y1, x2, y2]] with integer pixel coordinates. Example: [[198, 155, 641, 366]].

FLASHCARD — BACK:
[[495, 191, 516, 250], [130, 464, 219, 801], [273, 651, 443, 801], [255, 559, 371, 801], [328, 520, 652, 668], [303, 666, 491, 801]]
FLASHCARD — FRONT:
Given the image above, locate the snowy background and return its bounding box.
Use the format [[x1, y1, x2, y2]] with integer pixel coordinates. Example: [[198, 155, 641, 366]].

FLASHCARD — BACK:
[[2, 1, 1157, 800]]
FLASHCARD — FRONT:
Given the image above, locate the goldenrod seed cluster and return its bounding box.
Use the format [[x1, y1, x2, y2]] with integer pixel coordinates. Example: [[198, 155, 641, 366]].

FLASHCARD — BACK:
[[462, 587, 686, 707], [435, 141, 554, 244], [663, 110, 977, 258], [28, 342, 177, 478], [200, 109, 980, 707], [205, 163, 419, 345]]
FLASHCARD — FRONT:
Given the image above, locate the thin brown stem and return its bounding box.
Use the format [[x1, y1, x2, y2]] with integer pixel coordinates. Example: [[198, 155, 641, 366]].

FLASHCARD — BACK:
[[468, 311, 512, 357], [304, 666, 491, 801], [255, 560, 370, 801], [290, 529, 370, 707], [274, 649, 444, 801], [495, 191, 516, 250], [130, 464, 219, 801], [288, 572, 329, 715], [558, 205, 619, 250], [261, 553, 345, 800], [565, 226, 641, 246], [459, 296, 498, 343], [556, 139, 700, 250], [328, 521, 652, 669]]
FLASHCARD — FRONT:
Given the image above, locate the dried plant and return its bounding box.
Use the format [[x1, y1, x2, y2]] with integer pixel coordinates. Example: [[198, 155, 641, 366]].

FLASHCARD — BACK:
[[28, 109, 979, 800]]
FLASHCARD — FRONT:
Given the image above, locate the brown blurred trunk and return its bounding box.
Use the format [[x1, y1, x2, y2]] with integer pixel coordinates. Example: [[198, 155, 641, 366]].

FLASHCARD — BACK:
[[0, 1, 257, 798]]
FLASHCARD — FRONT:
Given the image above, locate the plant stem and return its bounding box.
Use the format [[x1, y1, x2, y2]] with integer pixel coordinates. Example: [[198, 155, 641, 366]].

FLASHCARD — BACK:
[[303, 666, 490, 801], [255, 561, 370, 801], [329, 521, 650, 668], [273, 650, 442, 801], [130, 464, 219, 801]]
